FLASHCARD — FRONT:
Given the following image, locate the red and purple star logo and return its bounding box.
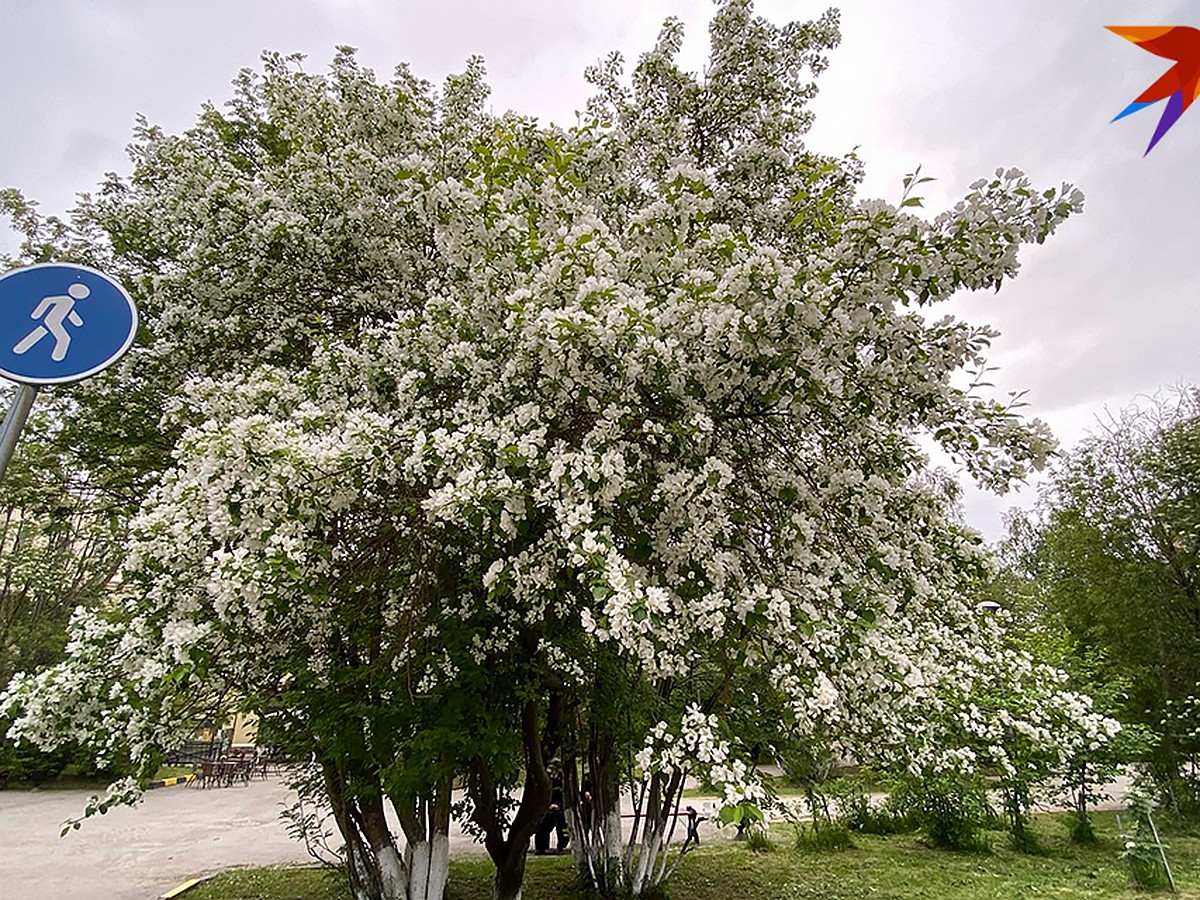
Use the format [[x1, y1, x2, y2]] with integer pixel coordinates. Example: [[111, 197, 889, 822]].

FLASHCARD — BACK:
[[1108, 26, 1200, 154]]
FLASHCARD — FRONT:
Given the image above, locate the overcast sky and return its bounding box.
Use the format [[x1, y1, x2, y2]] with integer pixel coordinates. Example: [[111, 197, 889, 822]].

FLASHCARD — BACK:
[[2, 0, 1197, 540]]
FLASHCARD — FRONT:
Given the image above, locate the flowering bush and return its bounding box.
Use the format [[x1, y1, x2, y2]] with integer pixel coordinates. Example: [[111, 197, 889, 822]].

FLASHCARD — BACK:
[[0, 2, 1104, 898]]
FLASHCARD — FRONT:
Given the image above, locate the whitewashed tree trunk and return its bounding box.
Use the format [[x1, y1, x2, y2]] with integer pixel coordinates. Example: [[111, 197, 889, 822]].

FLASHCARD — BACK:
[[629, 822, 663, 897], [604, 805, 623, 869], [374, 843, 407, 900], [624, 772, 693, 897], [404, 833, 449, 900], [568, 802, 626, 892], [392, 780, 453, 900]]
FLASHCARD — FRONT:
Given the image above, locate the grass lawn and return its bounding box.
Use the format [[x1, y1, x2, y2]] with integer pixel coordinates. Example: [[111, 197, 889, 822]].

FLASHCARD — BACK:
[[185, 811, 1200, 899], [155, 765, 196, 780]]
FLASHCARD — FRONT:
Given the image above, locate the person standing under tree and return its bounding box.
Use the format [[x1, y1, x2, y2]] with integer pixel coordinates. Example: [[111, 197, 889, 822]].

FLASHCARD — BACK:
[[534, 768, 569, 854]]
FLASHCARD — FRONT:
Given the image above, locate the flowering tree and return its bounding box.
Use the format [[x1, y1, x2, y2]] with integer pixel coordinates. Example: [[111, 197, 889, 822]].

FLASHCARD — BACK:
[[2, 2, 1109, 899], [899, 623, 1121, 851], [0, 388, 131, 787]]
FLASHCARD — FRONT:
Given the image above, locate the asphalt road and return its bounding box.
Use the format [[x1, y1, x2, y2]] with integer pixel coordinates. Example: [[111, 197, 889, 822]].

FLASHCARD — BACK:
[[0, 777, 316, 900]]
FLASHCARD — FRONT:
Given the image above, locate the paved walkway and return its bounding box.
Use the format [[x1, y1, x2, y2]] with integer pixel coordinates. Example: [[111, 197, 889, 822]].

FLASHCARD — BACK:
[[0, 778, 313, 900]]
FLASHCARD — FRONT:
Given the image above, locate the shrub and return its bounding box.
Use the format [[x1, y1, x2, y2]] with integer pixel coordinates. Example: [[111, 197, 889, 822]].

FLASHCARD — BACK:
[[745, 824, 776, 854], [888, 771, 993, 851], [794, 822, 854, 851], [834, 777, 913, 837]]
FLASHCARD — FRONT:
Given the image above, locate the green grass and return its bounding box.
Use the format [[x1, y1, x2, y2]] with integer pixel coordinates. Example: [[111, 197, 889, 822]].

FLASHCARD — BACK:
[[154, 765, 195, 780], [185, 812, 1200, 899]]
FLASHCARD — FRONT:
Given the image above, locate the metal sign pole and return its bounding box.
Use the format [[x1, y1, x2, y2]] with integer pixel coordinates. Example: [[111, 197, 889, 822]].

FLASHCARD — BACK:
[[0, 383, 39, 485]]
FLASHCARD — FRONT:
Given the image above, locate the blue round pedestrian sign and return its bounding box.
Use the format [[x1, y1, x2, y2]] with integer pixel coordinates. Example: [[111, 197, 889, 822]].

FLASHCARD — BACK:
[[0, 263, 138, 385]]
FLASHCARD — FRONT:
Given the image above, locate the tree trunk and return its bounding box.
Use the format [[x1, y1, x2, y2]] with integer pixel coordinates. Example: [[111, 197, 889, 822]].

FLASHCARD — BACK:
[[360, 793, 408, 900], [468, 696, 560, 900], [565, 725, 625, 892], [322, 761, 383, 900], [601, 789, 624, 872], [485, 763, 542, 900], [393, 778, 453, 900], [630, 824, 665, 897], [321, 760, 454, 900], [491, 861, 526, 900], [405, 834, 449, 900]]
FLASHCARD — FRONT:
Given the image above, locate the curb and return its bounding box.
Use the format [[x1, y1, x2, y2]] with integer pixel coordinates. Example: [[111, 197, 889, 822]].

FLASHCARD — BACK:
[[159, 876, 208, 898], [147, 774, 196, 790]]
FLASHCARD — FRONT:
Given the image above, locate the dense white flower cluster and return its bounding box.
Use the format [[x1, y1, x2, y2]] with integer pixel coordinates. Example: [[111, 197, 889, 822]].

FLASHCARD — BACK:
[[636, 707, 765, 807]]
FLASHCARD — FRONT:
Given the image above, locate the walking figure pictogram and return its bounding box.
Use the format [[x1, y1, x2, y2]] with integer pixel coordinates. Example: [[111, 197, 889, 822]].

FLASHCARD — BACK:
[[13, 283, 88, 362]]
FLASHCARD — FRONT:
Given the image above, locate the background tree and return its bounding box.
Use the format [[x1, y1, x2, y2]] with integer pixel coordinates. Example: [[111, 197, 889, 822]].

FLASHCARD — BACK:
[[1003, 388, 1200, 812]]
